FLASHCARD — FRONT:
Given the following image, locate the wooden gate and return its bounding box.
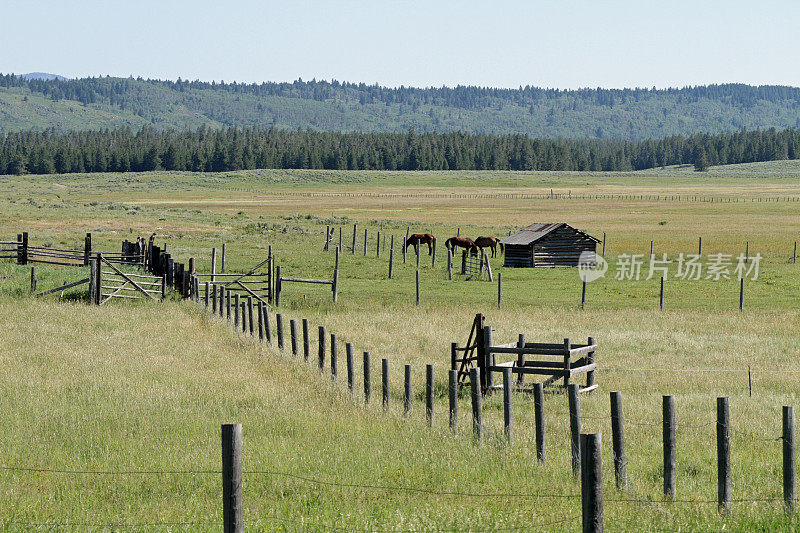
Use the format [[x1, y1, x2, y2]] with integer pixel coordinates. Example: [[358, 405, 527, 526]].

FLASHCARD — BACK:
[[198, 255, 273, 307], [91, 254, 165, 305]]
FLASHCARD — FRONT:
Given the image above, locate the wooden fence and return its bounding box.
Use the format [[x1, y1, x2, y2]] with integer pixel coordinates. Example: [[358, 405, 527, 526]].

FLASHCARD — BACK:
[[89, 253, 165, 305]]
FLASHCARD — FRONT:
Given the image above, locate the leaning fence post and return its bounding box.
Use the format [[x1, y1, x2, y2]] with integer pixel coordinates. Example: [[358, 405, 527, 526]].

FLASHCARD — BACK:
[[663, 395, 676, 500], [275, 265, 282, 306], [221, 423, 243, 533], [784, 405, 796, 512], [470, 368, 483, 440], [449, 369, 458, 432], [346, 343, 354, 393], [534, 382, 546, 464], [717, 397, 731, 513], [302, 319, 309, 360], [569, 383, 582, 478], [403, 227, 409, 263], [502, 367, 513, 443], [263, 303, 272, 344], [610, 391, 627, 490], [580, 432, 604, 533], [30, 266, 36, 293], [289, 319, 298, 356], [257, 301, 264, 342]]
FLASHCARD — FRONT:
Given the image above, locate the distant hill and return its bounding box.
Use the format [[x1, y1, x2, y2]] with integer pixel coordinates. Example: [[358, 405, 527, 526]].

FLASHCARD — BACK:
[[20, 72, 70, 81], [2, 73, 800, 140]]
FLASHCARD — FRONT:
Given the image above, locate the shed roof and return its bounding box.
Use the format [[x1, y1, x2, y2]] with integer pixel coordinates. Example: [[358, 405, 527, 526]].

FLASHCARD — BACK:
[[501, 223, 600, 245]]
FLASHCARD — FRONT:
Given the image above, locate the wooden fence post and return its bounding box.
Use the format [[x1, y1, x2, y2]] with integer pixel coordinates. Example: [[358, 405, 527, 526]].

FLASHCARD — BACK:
[[534, 382, 546, 464], [84, 232, 92, 266], [247, 296, 254, 335], [275, 265, 282, 306], [257, 301, 264, 342], [794, 242, 797, 264], [302, 319, 310, 360], [569, 383, 582, 478], [470, 368, 483, 440], [610, 391, 627, 490], [324, 225, 330, 251], [502, 368, 512, 443], [403, 227, 409, 263], [264, 303, 273, 344], [698, 236, 702, 255], [432, 237, 437, 267], [717, 397, 731, 513], [388, 235, 394, 279], [19, 232, 28, 265], [212, 284, 218, 314], [415, 270, 420, 306], [449, 369, 458, 432], [234, 294, 240, 329], [289, 319, 298, 356], [447, 248, 452, 280], [602, 233, 606, 257], [739, 277, 744, 311], [660, 276, 664, 310], [276, 313, 284, 350], [784, 406, 796, 512], [425, 364, 434, 427], [226, 290, 231, 322], [364, 228, 368, 256], [318, 326, 327, 371], [382, 358, 389, 410], [363, 351, 371, 404], [376, 231, 381, 258], [403, 364, 412, 416], [221, 243, 226, 273], [352, 224, 357, 255], [89, 257, 97, 303], [330, 333, 338, 380], [30, 266, 36, 293], [581, 278, 587, 309], [497, 272, 502, 309], [346, 343, 354, 393], [221, 423, 243, 533], [580, 432, 604, 533], [663, 395, 676, 500], [211, 247, 217, 283], [332, 248, 339, 303], [240, 301, 246, 333]]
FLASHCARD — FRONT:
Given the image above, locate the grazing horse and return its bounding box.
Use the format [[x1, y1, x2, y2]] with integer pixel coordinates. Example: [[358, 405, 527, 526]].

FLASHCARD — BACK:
[[445, 236, 477, 255], [405, 233, 435, 255], [474, 236, 504, 258]]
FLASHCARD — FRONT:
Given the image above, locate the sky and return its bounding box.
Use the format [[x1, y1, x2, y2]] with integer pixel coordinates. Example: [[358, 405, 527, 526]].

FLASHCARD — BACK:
[[3, 0, 800, 90]]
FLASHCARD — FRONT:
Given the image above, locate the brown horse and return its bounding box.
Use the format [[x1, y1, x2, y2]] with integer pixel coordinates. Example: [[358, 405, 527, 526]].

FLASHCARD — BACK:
[[405, 233, 435, 255], [474, 236, 504, 258], [445, 236, 477, 255]]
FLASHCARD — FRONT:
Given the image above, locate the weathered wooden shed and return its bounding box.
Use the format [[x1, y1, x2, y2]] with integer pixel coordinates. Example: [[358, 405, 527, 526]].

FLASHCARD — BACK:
[[501, 223, 599, 267]]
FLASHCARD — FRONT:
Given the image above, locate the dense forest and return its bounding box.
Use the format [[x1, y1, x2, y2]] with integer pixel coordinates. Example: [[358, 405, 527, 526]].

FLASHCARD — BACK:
[[3, 74, 800, 140], [2, 125, 799, 175]]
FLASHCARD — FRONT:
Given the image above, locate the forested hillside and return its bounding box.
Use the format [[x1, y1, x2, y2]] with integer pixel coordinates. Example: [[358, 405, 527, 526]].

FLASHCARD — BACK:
[[2, 124, 799, 175], [3, 74, 800, 140]]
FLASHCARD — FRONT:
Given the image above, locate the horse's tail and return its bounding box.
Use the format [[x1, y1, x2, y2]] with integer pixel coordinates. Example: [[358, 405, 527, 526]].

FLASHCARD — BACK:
[[499, 241, 504, 254]]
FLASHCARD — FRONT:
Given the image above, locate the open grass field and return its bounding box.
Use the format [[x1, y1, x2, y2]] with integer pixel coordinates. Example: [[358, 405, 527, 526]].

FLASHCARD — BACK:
[[0, 161, 799, 531]]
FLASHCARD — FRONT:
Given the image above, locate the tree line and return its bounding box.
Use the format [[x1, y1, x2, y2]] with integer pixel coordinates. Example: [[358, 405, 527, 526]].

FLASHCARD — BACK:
[[1, 125, 799, 175]]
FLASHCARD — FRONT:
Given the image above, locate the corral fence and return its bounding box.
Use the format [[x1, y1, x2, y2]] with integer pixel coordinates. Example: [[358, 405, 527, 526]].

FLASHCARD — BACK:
[[3, 232, 148, 268], [89, 253, 165, 305]]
